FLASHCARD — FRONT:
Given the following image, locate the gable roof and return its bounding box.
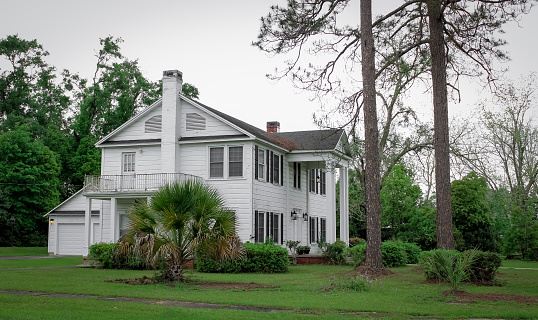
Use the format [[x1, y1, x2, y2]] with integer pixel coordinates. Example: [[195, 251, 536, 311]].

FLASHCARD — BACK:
[[193, 99, 351, 157], [96, 94, 351, 157]]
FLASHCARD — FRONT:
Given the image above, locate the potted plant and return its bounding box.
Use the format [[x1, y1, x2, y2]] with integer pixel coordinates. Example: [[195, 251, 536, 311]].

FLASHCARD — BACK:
[[297, 245, 311, 255]]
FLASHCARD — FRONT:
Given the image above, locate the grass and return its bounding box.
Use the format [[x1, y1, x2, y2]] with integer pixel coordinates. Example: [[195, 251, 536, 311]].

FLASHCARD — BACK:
[[0, 257, 83, 269], [502, 259, 538, 269], [0, 247, 47, 257], [0, 255, 537, 319]]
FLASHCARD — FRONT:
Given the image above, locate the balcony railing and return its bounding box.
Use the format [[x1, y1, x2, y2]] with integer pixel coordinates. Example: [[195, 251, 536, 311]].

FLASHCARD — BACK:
[[84, 173, 202, 193]]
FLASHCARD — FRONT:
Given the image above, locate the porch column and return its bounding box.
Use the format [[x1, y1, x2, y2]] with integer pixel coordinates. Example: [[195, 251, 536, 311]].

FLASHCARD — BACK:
[[83, 197, 92, 257], [339, 167, 349, 245], [326, 165, 337, 243], [110, 197, 117, 242]]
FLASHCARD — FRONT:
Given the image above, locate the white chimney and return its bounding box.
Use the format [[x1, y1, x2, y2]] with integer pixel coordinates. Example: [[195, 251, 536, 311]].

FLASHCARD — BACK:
[[161, 70, 183, 173]]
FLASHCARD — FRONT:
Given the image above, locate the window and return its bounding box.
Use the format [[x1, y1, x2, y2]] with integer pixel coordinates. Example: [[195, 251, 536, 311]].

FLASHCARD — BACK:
[[254, 211, 282, 244], [309, 217, 317, 244], [273, 153, 280, 184], [119, 213, 130, 237], [309, 169, 317, 193], [257, 148, 264, 180], [122, 153, 135, 173], [320, 170, 326, 195], [293, 162, 301, 189], [254, 211, 264, 243], [320, 218, 327, 242], [228, 146, 243, 177], [209, 147, 224, 178]]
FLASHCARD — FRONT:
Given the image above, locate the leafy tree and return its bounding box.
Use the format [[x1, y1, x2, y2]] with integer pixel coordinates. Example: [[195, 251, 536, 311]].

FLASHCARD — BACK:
[[451, 172, 497, 252], [0, 125, 60, 246], [503, 203, 538, 260], [380, 164, 422, 239], [125, 180, 243, 281]]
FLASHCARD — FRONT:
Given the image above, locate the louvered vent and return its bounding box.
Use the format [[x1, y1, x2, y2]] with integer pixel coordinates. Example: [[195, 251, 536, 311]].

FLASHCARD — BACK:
[[186, 113, 206, 131], [145, 115, 162, 133]]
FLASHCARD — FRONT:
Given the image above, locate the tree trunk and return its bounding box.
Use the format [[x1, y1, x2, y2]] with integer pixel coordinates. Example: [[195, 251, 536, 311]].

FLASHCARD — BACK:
[[427, 0, 455, 249], [166, 261, 184, 281], [361, 0, 383, 269]]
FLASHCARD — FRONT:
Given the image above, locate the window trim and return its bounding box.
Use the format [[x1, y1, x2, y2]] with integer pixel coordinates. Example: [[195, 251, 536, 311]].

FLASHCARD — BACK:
[[209, 146, 224, 178], [122, 152, 136, 174], [228, 146, 243, 178]]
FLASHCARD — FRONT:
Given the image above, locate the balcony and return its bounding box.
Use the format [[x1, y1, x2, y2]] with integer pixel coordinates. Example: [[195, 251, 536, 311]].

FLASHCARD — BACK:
[[84, 173, 202, 193]]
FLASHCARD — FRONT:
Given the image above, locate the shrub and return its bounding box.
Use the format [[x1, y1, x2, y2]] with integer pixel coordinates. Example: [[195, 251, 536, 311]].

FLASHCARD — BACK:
[[88, 243, 117, 268], [400, 242, 422, 264], [466, 250, 502, 282], [197, 243, 289, 273], [349, 237, 365, 247], [381, 241, 407, 267], [420, 249, 477, 290], [322, 240, 348, 265], [349, 242, 366, 266]]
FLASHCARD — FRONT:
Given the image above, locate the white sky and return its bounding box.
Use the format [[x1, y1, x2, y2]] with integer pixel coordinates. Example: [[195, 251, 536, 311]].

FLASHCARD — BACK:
[[1, 0, 537, 132]]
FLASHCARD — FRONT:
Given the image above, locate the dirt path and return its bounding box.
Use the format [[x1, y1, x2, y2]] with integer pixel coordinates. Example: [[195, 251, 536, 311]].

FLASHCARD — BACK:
[[0, 289, 288, 313]]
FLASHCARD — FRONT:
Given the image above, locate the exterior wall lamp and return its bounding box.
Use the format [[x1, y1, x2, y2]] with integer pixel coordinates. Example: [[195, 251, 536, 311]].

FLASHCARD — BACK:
[[302, 212, 309, 222], [49, 219, 55, 224], [291, 210, 298, 220]]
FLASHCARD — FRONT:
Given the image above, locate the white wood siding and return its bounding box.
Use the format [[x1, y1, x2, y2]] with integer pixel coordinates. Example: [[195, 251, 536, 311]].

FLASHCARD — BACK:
[[181, 102, 242, 138], [110, 104, 163, 141], [102, 145, 161, 175]]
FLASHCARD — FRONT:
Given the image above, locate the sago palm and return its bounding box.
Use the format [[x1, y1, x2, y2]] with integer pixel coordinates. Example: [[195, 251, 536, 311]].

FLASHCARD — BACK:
[[124, 179, 243, 281]]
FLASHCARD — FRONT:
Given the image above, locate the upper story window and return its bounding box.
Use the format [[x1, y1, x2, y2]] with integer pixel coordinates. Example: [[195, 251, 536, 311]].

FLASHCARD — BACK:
[[256, 147, 265, 180], [293, 162, 301, 189], [228, 146, 243, 177], [309, 168, 326, 195], [254, 145, 282, 186], [309, 169, 317, 193], [122, 152, 135, 173], [209, 147, 224, 178], [320, 170, 326, 195]]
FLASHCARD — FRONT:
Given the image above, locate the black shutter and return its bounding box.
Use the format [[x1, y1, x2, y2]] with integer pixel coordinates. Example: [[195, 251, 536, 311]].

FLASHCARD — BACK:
[[266, 212, 270, 238], [269, 151, 274, 183], [297, 162, 300, 187], [317, 217, 320, 242], [266, 150, 269, 182], [293, 162, 297, 188], [254, 146, 258, 180], [316, 169, 319, 194], [254, 210, 258, 243], [280, 213, 284, 245], [280, 155, 284, 186]]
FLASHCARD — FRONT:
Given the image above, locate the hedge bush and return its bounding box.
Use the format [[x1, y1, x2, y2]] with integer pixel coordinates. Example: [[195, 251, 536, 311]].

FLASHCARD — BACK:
[[400, 242, 422, 264], [197, 242, 289, 273], [348, 241, 419, 267], [322, 240, 348, 265], [420, 249, 501, 282], [348, 243, 366, 267], [89, 243, 117, 268]]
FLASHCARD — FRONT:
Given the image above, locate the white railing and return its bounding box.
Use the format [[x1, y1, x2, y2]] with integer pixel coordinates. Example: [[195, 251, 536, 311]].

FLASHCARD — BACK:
[[84, 173, 202, 193]]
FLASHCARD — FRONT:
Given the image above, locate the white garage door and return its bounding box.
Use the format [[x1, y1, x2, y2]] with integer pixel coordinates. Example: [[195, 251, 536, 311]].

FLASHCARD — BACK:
[[58, 223, 84, 255]]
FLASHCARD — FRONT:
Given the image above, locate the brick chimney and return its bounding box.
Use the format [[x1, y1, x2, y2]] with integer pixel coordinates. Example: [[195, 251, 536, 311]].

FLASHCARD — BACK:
[[161, 70, 183, 173], [267, 121, 280, 133]]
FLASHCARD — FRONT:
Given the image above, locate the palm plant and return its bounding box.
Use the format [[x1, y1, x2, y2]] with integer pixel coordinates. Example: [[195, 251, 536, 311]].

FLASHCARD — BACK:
[[123, 179, 244, 281]]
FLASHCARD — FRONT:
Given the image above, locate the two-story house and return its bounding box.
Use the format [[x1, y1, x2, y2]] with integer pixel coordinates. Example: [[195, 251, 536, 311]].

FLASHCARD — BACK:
[[46, 70, 352, 256]]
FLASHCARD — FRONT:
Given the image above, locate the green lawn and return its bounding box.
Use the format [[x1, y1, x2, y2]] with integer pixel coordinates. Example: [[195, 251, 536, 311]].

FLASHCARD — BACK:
[[502, 259, 538, 269], [0, 256, 83, 269], [0, 256, 537, 319], [0, 247, 48, 257]]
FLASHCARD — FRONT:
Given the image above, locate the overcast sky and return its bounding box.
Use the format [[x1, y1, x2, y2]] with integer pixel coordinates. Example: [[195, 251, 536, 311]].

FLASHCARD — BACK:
[[2, 0, 536, 132]]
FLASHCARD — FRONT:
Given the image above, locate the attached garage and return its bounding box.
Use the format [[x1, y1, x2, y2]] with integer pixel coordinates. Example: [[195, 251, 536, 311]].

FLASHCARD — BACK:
[[57, 223, 85, 255]]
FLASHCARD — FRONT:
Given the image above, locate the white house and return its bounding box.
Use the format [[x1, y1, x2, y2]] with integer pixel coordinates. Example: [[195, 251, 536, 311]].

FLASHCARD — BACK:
[[46, 70, 352, 256]]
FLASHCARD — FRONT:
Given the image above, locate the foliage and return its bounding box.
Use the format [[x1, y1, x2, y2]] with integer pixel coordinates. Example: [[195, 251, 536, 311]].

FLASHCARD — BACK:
[[503, 205, 538, 261], [380, 164, 422, 239], [124, 179, 243, 280], [286, 240, 301, 265], [196, 242, 289, 273], [468, 251, 502, 282], [420, 249, 478, 291], [451, 172, 498, 252], [349, 240, 420, 267], [88, 243, 118, 269], [297, 245, 311, 254], [397, 200, 437, 251], [348, 237, 364, 247], [0, 125, 60, 246], [380, 241, 407, 268], [320, 240, 348, 265]]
